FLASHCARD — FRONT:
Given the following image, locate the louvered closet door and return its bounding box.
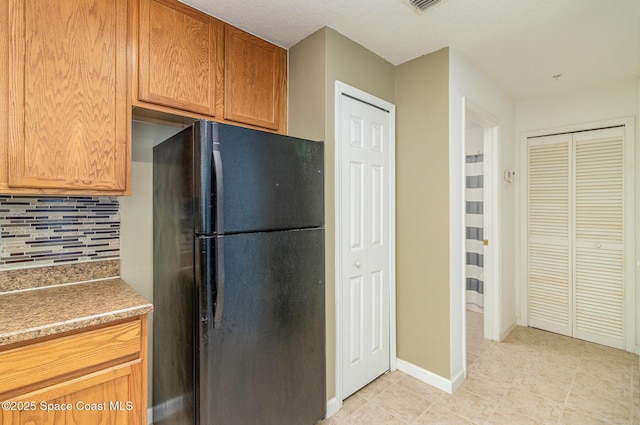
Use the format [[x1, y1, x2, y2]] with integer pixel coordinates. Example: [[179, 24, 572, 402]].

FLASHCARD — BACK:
[[527, 127, 627, 350], [573, 127, 625, 348], [527, 135, 572, 336]]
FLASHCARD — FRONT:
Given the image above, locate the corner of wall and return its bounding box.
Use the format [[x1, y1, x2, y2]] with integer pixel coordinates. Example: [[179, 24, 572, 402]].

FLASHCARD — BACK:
[[395, 47, 451, 379], [288, 28, 327, 141]]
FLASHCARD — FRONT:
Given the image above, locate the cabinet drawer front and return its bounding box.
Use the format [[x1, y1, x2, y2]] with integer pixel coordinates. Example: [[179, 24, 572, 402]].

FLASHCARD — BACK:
[[0, 320, 141, 395]]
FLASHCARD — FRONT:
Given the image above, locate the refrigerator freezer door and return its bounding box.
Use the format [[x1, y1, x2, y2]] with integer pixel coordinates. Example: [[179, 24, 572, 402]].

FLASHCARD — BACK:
[[216, 124, 324, 234], [200, 228, 326, 425]]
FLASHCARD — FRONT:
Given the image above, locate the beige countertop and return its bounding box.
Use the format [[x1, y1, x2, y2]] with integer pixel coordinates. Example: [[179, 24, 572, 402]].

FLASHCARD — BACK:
[[0, 277, 153, 347]]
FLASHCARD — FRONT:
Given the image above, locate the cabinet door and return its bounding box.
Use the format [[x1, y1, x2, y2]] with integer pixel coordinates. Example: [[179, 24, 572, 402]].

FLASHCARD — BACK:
[[138, 0, 221, 116], [1, 361, 143, 425], [7, 0, 129, 193], [223, 25, 287, 132]]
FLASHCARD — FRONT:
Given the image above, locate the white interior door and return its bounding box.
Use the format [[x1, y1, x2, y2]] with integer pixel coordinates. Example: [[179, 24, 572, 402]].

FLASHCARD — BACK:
[[339, 93, 391, 399]]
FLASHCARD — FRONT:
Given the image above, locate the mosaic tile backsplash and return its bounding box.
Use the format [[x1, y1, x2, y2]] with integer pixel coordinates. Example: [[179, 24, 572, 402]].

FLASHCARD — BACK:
[[0, 196, 119, 269]]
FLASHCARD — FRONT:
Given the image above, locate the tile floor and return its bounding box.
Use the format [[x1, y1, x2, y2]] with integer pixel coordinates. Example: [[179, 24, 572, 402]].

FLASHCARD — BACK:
[[319, 311, 640, 425]]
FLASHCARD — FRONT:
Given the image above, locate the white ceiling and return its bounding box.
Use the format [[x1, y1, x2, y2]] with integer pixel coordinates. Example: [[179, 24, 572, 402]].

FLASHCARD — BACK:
[[182, 0, 640, 100]]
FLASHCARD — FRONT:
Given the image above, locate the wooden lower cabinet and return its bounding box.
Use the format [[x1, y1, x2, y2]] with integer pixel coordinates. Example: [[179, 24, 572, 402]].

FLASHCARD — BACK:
[[0, 317, 148, 425], [2, 362, 141, 424]]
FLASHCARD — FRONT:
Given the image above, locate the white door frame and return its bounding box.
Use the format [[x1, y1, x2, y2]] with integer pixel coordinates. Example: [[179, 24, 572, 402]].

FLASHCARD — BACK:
[[517, 117, 636, 353], [460, 97, 501, 378], [334, 81, 397, 408]]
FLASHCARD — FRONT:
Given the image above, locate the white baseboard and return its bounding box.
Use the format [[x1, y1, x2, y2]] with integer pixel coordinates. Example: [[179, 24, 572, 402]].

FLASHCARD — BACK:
[[148, 407, 153, 425], [396, 358, 463, 394], [500, 319, 517, 341], [450, 368, 465, 393], [325, 397, 340, 419]]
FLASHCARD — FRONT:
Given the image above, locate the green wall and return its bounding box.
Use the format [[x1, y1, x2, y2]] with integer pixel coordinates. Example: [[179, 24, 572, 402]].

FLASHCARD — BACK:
[[395, 48, 451, 378], [290, 28, 452, 399], [289, 27, 395, 400], [288, 29, 326, 141]]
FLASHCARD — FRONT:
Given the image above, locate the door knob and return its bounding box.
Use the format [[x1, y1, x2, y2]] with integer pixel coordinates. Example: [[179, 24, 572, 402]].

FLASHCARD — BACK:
[[354, 260, 361, 268]]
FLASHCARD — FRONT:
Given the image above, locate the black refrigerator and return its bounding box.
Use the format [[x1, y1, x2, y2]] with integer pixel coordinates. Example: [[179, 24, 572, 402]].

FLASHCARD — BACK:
[[152, 121, 325, 425]]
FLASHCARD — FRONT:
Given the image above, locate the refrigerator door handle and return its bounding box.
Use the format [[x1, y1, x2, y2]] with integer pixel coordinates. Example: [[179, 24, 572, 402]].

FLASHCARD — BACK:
[[197, 237, 214, 330], [213, 236, 225, 328], [198, 236, 225, 329], [211, 131, 225, 328], [212, 131, 224, 233]]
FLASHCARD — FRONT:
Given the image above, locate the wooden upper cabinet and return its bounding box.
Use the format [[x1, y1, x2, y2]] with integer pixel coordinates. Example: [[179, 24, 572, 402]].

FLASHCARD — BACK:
[[223, 25, 287, 132], [5, 0, 130, 194], [132, 0, 287, 133], [137, 0, 221, 116]]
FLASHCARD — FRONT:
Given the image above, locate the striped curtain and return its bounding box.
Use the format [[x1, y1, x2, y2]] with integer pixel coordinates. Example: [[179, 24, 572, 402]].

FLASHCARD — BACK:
[[466, 153, 484, 311]]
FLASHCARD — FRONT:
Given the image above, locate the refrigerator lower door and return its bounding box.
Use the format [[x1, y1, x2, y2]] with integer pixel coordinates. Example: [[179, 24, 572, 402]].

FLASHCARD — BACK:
[[200, 228, 325, 425]]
